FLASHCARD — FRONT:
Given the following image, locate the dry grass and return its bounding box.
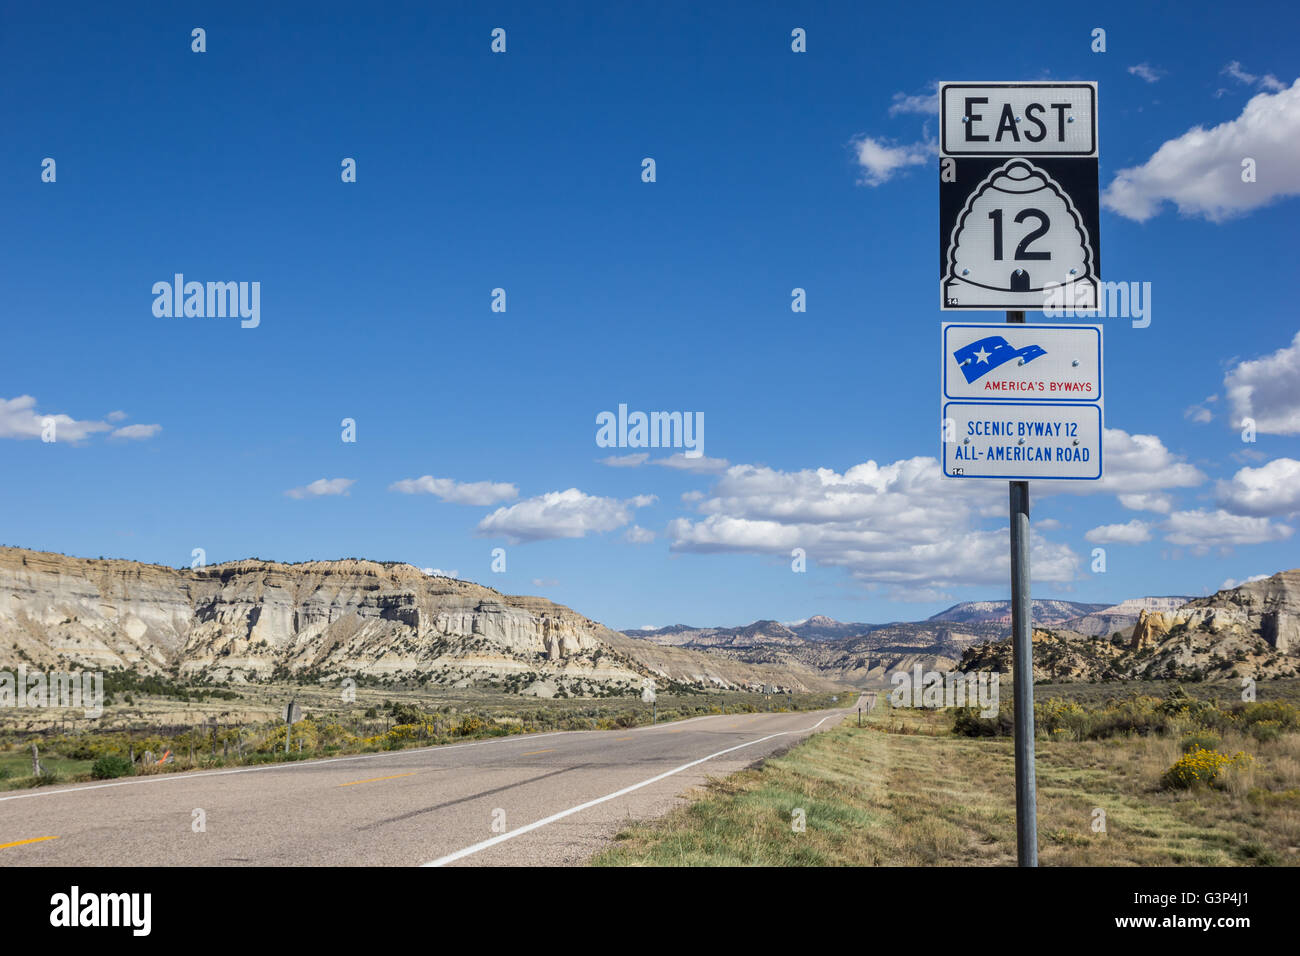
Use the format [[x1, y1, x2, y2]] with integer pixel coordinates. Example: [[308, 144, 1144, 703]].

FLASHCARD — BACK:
[[592, 708, 1300, 866]]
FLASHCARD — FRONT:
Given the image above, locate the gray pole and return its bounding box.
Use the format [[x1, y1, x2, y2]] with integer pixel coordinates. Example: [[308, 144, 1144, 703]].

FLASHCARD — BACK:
[[1007, 308, 1038, 866]]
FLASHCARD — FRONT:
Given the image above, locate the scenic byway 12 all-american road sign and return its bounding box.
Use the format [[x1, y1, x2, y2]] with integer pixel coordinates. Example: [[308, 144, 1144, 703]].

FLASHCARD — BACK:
[[941, 322, 1103, 480], [940, 82, 1099, 311]]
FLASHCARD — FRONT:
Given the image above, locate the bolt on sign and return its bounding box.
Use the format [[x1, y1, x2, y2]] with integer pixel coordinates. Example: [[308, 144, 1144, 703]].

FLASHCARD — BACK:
[[939, 82, 1100, 311]]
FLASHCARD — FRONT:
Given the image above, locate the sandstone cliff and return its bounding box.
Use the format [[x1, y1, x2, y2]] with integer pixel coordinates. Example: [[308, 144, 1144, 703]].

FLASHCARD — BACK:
[[0, 548, 841, 695]]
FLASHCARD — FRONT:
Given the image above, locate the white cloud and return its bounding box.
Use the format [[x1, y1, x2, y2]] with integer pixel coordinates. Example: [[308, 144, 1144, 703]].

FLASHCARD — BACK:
[[389, 475, 518, 505], [110, 423, 162, 440], [531, 578, 559, 588], [1221, 573, 1270, 589], [1036, 517, 1063, 530], [286, 478, 355, 499], [1224, 330, 1300, 434], [106, 410, 128, 422], [477, 489, 655, 543], [1216, 457, 1300, 516], [0, 395, 113, 442], [888, 84, 938, 117], [1222, 60, 1285, 92], [1102, 80, 1300, 221], [1117, 492, 1174, 514], [851, 135, 934, 186], [625, 525, 656, 544], [1162, 509, 1293, 547], [680, 490, 705, 503], [1184, 404, 1213, 424], [423, 568, 459, 579], [1038, 428, 1204, 504], [1128, 63, 1163, 84], [1085, 519, 1153, 545], [666, 457, 1077, 589]]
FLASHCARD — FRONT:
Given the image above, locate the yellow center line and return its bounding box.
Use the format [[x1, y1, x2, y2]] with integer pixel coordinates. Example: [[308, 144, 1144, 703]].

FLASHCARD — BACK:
[[338, 772, 418, 788], [0, 836, 59, 850], [521, 749, 556, 756]]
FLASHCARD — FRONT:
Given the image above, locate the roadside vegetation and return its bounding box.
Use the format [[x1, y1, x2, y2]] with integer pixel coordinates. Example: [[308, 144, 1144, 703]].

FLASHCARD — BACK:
[[0, 684, 846, 791], [593, 680, 1300, 866]]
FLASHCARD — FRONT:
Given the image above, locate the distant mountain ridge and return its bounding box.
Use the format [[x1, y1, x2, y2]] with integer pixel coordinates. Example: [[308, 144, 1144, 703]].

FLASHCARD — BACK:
[[960, 571, 1300, 682], [928, 599, 1111, 626]]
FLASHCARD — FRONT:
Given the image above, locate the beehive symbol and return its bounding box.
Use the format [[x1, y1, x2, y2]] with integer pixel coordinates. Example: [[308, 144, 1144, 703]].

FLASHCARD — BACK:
[[944, 159, 1097, 309]]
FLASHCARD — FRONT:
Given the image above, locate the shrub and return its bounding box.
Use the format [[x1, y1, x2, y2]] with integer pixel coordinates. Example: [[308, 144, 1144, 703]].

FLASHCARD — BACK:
[[91, 755, 134, 779], [1248, 720, 1282, 743], [952, 705, 1013, 737], [1180, 731, 1221, 754], [1161, 747, 1252, 790]]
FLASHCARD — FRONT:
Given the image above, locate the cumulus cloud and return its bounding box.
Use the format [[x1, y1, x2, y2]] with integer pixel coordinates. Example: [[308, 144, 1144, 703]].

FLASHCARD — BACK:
[[0, 395, 113, 442], [1128, 63, 1163, 84], [625, 525, 656, 544], [389, 475, 518, 505], [851, 135, 934, 186], [106, 410, 128, 422], [1117, 492, 1175, 514], [286, 478, 355, 499], [1184, 404, 1213, 424], [1224, 330, 1300, 434], [1162, 509, 1292, 547], [1085, 519, 1153, 545], [666, 457, 1077, 590], [1038, 428, 1204, 505], [1102, 80, 1300, 221], [423, 568, 459, 579], [1215, 457, 1300, 516], [477, 489, 655, 543]]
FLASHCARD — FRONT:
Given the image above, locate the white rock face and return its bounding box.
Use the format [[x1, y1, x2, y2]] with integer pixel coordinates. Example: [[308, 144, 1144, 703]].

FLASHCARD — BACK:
[[0, 547, 850, 693], [0, 549, 630, 687]]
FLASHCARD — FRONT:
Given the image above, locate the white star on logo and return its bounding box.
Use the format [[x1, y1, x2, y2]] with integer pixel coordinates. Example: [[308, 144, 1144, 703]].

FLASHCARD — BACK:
[[973, 346, 991, 364]]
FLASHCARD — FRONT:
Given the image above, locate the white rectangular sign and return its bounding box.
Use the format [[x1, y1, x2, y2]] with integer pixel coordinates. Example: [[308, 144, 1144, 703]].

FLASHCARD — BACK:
[[942, 322, 1101, 402], [941, 83, 1097, 157], [942, 401, 1102, 480]]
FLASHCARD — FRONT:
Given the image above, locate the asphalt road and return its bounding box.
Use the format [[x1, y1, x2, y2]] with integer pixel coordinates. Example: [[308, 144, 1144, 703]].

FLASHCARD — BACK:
[[0, 700, 861, 866]]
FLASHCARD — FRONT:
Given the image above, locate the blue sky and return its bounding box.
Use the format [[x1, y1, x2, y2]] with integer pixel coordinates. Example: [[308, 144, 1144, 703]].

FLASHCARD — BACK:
[[3, 1, 1299, 630]]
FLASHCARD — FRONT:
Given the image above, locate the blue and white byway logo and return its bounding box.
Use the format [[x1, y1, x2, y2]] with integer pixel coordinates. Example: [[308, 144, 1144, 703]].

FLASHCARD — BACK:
[[953, 335, 1047, 384]]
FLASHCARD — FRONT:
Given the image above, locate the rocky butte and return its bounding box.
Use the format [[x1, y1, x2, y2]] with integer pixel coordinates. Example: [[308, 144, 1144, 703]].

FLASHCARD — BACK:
[[0, 547, 839, 696]]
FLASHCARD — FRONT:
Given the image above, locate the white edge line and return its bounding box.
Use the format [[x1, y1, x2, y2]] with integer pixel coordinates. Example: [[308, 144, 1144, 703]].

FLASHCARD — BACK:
[[420, 713, 838, 867]]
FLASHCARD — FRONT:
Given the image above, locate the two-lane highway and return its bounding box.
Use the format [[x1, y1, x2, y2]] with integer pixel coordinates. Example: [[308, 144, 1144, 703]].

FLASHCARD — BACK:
[[0, 701, 860, 866]]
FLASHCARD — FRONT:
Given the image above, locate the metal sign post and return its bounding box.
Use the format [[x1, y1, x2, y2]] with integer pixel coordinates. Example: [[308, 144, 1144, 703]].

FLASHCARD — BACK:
[[1006, 309, 1038, 867]]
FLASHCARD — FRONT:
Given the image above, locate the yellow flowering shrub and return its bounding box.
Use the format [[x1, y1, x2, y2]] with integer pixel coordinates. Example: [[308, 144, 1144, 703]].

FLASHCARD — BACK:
[[1161, 747, 1253, 790]]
